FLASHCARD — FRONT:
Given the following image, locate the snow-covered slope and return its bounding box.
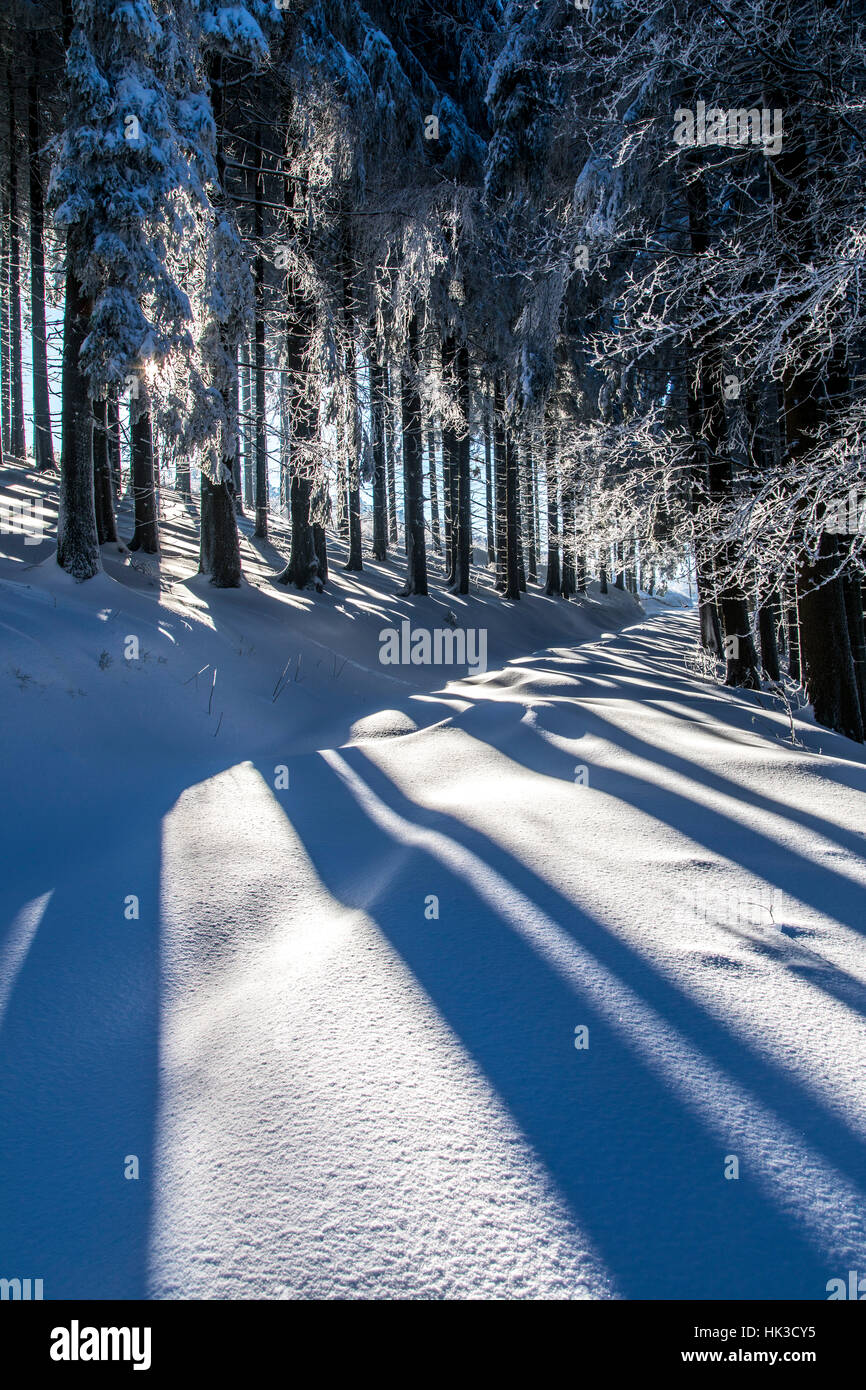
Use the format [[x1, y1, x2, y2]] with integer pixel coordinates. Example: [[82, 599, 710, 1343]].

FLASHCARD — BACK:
[[2, 467, 865, 1300]]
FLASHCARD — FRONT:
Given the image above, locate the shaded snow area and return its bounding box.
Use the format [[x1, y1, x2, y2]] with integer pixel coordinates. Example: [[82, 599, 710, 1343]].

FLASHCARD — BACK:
[[2, 467, 866, 1300]]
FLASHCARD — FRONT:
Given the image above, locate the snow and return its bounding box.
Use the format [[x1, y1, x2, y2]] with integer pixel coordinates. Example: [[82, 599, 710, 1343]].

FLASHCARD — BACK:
[[2, 464, 866, 1299]]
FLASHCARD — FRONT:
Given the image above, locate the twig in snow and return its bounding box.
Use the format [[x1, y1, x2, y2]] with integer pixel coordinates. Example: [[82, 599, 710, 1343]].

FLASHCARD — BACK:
[[272, 655, 293, 702]]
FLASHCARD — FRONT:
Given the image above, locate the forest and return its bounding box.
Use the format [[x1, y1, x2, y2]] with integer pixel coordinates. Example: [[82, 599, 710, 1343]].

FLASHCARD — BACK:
[[1, 0, 863, 736]]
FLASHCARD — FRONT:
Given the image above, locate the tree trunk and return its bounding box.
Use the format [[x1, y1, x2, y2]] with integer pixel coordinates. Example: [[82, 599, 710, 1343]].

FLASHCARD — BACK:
[[504, 403, 520, 601], [232, 344, 244, 514], [28, 49, 54, 470], [385, 364, 398, 545], [254, 235, 268, 539], [843, 573, 866, 722], [560, 476, 575, 598], [128, 402, 159, 553], [241, 346, 253, 508], [427, 429, 441, 553], [398, 314, 427, 596], [370, 351, 388, 562], [521, 441, 537, 583], [107, 392, 122, 497], [57, 245, 100, 579], [453, 345, 471, 595], [343, 338, 363, 571], [92, 398, 117, 544], [198, 52, 242, 587], [276, 232, 321, 590], [757, 590, 781, 683], [8, 85, 26, 460], [484, 405, 495, 566], [544, 423, 560, 595], [494, 383, 507, 592], [798, 544, 863, 741], [1, 153, 9, 459]]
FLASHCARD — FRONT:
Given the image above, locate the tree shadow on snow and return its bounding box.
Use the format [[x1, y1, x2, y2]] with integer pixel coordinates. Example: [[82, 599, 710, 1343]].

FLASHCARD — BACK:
[[273, 746, 866, 1299]]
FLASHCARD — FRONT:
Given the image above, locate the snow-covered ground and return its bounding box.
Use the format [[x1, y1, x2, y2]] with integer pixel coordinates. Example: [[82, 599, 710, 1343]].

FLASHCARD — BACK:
[[2, 465, 865, 1299]]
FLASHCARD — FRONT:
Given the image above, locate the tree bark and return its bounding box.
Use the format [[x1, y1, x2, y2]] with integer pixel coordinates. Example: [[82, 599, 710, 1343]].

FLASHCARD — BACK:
[[427, 429, 441, 553], [544, 422, 560, 595], [28, 48, 54, 470], [371, 351, 388, 562], [504, 401, 521, 601], [241, 345, 253, 508], [385, 364, 398, 545], [484, 403, 495, 566], [128, 402, 159, 553], [92, 398, 117, 544], [398, 314, 427, 596], [8, 84, 26, 459], [57, 244, 100, 580], [453, 344, 471, 594]]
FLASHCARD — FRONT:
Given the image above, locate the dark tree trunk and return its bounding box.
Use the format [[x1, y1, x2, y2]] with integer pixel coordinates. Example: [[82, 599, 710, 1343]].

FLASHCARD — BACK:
[[576, 550, 587, 595], [442, 337, 458, 585], [313, 521, 328, 583], [341, 229, 363, 572], [370, 351, 388, 562], [442, 427, 453, 572], [453, 345, 471, 595], [57, 245, 100, 580], [92, 398, 117, 544], [494, 383, 507, 592], [504, 402, 520, 601], [484, 405, 495, 566], [398, 314, 427, 596], [427, 429, 441, 552], [128, 404, 159, 553], [8, 85, 26, 460], [521, 442, 537, 583], [599, 565, 608, 595], [200, 471, 242, 586], [798, 546, 863, 741], [343, 339, 362, 571], [757, 591, 781, 683], [544, 424, 560, 595], [1, 156, 9, 459], [385, 364, 398, 545], [254, 238, 268, 538], [560, 477, 575, 598], [199, 52, 242, 587], [107, 392, 122, 497], [276, 267, 321, 590], [843, 573, 866, 722], [232, 345, 244, 514], [684, 171, 758, 684], [785, 573, 801, 683], [241, 346, 253, 508], [335, 420, 348, 538], [28, 49, 54, 470]]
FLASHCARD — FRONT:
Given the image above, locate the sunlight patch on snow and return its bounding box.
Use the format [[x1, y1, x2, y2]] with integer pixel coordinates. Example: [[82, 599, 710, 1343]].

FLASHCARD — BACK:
[[0, 892, 53, 1021]]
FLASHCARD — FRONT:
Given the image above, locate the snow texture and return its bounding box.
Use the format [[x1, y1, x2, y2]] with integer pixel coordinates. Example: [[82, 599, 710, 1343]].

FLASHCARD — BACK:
[[1, 467, 865, 1299]]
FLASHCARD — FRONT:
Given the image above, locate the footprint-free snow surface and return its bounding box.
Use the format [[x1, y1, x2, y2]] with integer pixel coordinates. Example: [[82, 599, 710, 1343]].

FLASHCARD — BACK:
[[2, 474, 866, 1300]]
